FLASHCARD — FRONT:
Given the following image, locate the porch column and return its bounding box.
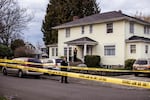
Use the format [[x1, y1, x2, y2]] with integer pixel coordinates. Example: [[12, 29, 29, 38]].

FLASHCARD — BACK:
[[72, 47, 74, 62], [67, 45, 69, 62], [83, 44, 87, 57]]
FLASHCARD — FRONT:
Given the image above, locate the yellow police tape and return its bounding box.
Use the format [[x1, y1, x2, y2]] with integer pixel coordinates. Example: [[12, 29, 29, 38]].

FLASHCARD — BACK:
[[0, 59, 150, 73], [0, 62, 150, 89]]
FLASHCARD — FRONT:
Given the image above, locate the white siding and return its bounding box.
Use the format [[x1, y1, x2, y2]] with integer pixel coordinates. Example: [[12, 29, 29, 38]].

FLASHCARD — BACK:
[[126, 42, 150, 59], [57, 19, 150, 66], [58, 20, 126, 65], [125, 21, 150, 39]]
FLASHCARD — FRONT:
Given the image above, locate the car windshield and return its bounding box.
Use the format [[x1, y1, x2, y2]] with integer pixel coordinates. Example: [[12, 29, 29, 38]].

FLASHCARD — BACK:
[[55, 59, 63, 63], [47, 60, 53, 63], [135, 60, 148, 65]]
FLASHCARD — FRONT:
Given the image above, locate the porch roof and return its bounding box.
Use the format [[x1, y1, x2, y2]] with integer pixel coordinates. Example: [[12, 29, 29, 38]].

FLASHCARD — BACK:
[[126, 36, 150, 43], [64, 37, 98, 45]]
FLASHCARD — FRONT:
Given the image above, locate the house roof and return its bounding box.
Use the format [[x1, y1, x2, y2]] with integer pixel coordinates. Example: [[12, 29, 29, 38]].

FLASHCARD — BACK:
[[126, 36, 150, 43], [53, 11, 150, 29], [64, 37, 98, 45]]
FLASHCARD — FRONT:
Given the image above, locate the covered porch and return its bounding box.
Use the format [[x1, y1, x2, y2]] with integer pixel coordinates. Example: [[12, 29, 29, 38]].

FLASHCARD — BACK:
[[64, 37, 98, 62]]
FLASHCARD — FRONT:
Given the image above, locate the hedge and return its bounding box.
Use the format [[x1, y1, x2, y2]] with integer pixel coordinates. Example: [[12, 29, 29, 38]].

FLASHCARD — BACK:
[[84, 55, 101, 67]]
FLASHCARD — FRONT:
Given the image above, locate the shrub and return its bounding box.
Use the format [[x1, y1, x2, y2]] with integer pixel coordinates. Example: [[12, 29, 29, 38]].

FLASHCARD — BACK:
[[0, 44, 13, 58], [84, 55, 100, 67], [125, 59, 136, 70]]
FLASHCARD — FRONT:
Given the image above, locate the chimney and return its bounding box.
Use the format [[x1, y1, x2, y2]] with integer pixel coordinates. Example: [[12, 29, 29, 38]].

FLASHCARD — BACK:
[[118, 10, 122, 13], [73, 16, 79, 21]]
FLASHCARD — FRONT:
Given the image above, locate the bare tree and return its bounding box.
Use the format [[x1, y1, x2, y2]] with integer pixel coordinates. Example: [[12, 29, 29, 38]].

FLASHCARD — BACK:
[[135, 11, 150, 22], [0, 0, 32, 46]]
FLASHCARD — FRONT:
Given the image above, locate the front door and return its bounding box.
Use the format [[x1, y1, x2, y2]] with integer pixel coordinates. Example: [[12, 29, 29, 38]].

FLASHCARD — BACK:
[[81, 45, 92, 58]]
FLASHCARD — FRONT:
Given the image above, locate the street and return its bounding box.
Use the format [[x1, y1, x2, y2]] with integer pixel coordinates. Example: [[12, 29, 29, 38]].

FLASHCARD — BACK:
[[0, 73, 150, 100]]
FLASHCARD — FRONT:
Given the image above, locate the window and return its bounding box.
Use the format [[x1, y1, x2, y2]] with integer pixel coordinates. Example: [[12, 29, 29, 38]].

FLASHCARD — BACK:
[[56, 48, 58, 56], [64, 47, 72, 56], [130, 45, 136, 53], [89, 24, 93, 33], [130, 22, 134, 33], [81, 26, 84, 34], [52, 47, 58, 56], [64, 48, 67, 56], [52, 48, 55, 56], [135, 60, 148, 65], [106, 23, 113, 33], [66, 28, 70, 37], [104, 45, 115, 56], [144, 26, 150, 34], [145, 45, 148, 54]]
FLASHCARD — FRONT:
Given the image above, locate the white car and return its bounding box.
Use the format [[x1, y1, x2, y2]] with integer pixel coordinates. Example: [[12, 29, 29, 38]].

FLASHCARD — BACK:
[[2, 57, 43, 78], [41, 58, 63, 71], [133, 58, 150, 76]]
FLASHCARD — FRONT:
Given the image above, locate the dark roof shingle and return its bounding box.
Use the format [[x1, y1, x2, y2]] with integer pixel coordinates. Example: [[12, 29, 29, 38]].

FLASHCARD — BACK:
[[128, 36, 150, 41], [53, 11, 150, 29]]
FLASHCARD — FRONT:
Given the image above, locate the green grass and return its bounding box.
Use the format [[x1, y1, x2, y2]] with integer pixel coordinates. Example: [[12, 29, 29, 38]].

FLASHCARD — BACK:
[[0, 96, 7, 100]]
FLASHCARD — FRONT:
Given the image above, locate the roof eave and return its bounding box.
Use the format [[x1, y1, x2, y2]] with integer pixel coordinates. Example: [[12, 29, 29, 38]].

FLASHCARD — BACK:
[[126, 40, 150, 43]]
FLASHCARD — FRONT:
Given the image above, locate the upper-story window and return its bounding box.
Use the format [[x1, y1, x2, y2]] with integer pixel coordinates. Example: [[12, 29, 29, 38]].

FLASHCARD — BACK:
[[65, 28, 70, 37], [106, 23, 113, 33], [89, 24, 93, 33], [81, 26, 85, 34], [144, 26, 150, 34], [130, 22, 134, 33]]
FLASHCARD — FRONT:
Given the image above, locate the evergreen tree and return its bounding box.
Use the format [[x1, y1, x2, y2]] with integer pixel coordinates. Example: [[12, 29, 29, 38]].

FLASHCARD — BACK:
[[10, 39, 25, 51], [42, 0, 100, 45]]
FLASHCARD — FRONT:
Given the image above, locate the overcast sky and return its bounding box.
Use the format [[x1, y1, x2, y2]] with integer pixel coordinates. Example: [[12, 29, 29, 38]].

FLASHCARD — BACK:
[[18, 0, 150, 47]]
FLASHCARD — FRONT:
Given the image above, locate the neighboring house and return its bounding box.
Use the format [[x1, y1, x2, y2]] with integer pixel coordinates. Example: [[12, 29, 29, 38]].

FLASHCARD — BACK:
[[50, 11, 150, 66], [25, 42, 44, 59]]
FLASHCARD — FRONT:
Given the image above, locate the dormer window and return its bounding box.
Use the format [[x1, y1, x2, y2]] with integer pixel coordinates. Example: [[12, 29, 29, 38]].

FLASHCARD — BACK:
[[106, 23, 113, 33]]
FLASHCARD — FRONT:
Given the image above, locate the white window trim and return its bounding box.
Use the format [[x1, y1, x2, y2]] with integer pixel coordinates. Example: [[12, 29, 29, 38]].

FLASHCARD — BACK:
[[89, 24, 93, 33], [144, 26, 150, 34], [81, 26, 85, 34], [145, 45, 148, 54], [130, 45, 136, 54], [130, 22, 134, 34], [104, 45, 116, 56], [51, 47, 58, 57], [65, 28, 70, 38], [106, 23, 113, 33]]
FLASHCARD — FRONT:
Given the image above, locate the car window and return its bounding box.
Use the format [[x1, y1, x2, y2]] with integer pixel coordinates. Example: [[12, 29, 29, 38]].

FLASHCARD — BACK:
[[28, 58, 42, 63], [135, 60, 148, 65], [55, 59, 63, 63]]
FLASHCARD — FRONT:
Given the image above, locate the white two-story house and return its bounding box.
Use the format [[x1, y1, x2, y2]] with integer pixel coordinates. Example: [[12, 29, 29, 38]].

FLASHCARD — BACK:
[[49, 11, 150, 66]]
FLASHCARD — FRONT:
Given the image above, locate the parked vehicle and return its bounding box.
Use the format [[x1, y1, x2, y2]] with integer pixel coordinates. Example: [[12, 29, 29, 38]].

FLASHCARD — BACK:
[[133, 58, 150, 76], [77, 64, 88, 74], [41, 58, 63, 71], [2, 57, 43, 78]]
